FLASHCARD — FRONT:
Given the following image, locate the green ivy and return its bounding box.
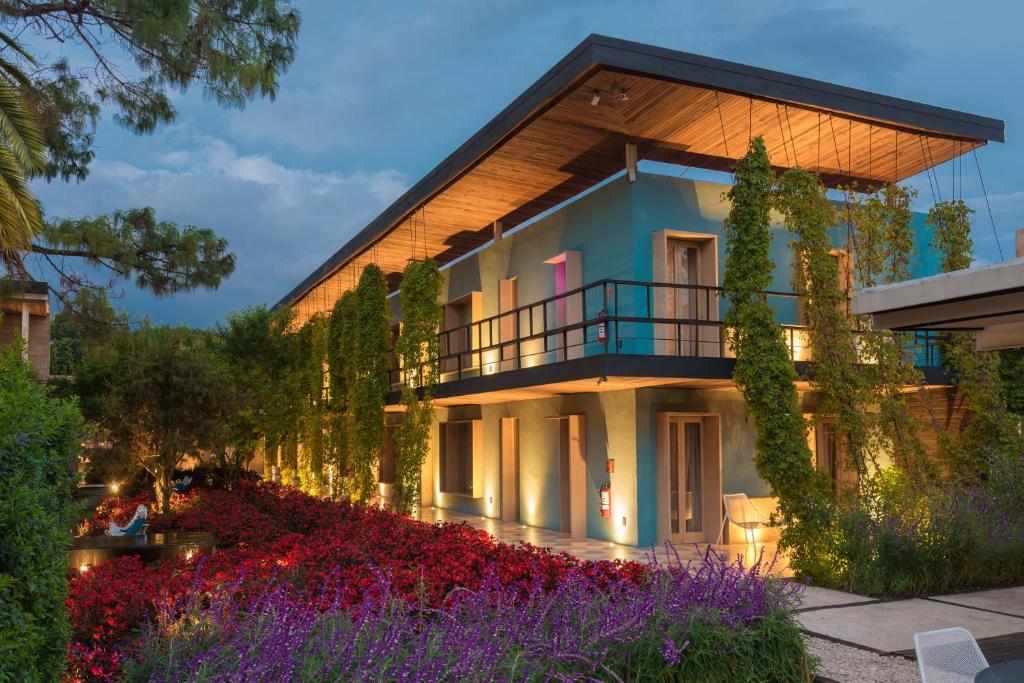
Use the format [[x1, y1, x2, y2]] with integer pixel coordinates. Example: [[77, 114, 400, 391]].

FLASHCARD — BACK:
[[392, 259, 444, 514], [326, 290, 358, 499], [722, 137, 830, 566], [776, 168, 867, 477], [927, 200, 1022, 477], [296, 314, 329, 495], [846, 185, 930, 478], [351, 264, 391, 503]]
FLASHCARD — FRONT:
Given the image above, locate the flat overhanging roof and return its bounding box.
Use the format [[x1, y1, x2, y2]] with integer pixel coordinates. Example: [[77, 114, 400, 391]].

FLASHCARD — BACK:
[[279, 34, 1005, 324], [851, 259, 1024, 350]]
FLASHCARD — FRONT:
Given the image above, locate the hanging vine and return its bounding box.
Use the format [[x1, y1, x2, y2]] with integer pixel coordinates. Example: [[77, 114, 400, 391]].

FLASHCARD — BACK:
[[927, 200, 1021, 477], [326, 290, 357, 499], [723, 137, 830, 564], [846, 185, 931, 477], [392, 259, 444, 514], [775, 168, 867, 479], [350, 264, 391, 503], [296, 314, 329, 496]]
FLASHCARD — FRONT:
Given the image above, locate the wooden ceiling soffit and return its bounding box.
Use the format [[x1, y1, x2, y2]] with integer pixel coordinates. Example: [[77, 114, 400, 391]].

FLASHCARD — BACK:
[[283, 36, 1002, 325]]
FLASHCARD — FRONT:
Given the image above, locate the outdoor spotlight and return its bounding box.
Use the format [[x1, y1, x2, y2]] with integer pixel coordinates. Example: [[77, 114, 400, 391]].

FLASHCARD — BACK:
[[590, 90, 601, 106], [78, 563, 90, 574], [616, 89, 629, 101], [110, 482, 120, 494]]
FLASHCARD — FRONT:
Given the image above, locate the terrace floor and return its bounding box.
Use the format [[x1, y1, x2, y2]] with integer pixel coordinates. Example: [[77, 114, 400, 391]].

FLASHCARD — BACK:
[[416, 505, 789, 572]]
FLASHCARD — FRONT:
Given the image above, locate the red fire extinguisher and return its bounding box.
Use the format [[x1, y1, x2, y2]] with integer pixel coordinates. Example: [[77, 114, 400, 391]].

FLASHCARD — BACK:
[[600, 483, 611, 518], [597, 308, 607, 344]]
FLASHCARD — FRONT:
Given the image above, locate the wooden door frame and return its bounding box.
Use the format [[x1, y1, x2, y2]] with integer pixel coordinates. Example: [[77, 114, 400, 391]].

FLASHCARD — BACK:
[[655, 412, 722, 545]]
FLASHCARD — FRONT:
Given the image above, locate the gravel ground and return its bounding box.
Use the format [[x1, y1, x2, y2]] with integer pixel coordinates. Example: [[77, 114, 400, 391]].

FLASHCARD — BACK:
[[806, 636, 920, 683]]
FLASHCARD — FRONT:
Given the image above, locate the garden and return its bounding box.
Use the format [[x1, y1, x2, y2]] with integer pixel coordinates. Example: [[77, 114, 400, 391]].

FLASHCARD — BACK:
[[67, 481, 811, 682]]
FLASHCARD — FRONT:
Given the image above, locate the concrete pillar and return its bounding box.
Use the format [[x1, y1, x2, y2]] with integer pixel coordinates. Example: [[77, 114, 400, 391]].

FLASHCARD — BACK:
[[20, 302, 29, 361], [1016, 229, 1024, 259]]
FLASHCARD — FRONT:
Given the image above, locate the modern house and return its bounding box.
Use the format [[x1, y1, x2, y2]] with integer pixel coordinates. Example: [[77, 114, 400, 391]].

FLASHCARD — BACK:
[[277, 36, 1003, 547], [1, 280, 51, 379]]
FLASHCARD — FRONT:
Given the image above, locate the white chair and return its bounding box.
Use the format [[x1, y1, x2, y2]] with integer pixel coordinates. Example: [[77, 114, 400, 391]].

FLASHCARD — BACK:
[[715, 493, 769, 545], [106, 504, 148, 537], [914, 627, 989, 683]]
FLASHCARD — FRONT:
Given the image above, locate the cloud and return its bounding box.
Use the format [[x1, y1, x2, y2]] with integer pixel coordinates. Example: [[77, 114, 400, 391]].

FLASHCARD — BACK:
[[31, 130, 408, 326]]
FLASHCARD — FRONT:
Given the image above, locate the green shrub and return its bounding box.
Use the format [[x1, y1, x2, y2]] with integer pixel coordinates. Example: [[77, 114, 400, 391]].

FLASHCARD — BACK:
[[810, 464, 1024, 598], [0, 344, 83, 681]]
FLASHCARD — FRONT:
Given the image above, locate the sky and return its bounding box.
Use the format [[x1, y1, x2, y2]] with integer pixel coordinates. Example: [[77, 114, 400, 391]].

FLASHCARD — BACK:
[[26, 0, 1024, 328]]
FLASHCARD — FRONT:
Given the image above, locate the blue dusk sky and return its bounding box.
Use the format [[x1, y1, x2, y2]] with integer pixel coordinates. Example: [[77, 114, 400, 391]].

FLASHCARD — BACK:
[[26, 0, 1024, 327]]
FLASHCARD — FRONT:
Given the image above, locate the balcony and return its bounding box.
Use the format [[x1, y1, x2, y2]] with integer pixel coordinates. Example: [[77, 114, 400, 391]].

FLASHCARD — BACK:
[[389, 279, 944, 398]]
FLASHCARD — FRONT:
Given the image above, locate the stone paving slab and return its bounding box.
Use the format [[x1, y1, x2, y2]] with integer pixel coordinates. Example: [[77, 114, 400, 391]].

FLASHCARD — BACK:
[[797, 586, 876, 611], [798, 599, 1024, 653], [929, 586, 1024, 618]]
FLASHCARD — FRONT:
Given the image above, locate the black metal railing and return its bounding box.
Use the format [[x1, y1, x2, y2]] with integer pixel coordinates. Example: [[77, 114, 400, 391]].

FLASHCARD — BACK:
[[389, 279, 944, 386]]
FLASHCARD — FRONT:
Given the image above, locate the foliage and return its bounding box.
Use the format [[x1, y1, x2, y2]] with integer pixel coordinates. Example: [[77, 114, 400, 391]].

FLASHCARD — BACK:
[[845, 185, 931, 477], [998, 348, 1024, 419], [33, 207, 236, 302], [1, 1, 299, 168], [0, 63, 46, 273], [215, 305, 302, 479], [814, 462, 1024, 598], [350, 265, 391, 502], [69, 481, 656, 680], [0, 344, 82, 682], [776, 168, 867, 475], [296, 314, 329, 495], [393, 259, 443, 513], [722, 138, 830, 566], [122, 549, 809, 683], [48, 287, 126, 376], [0, 1, 295, 296], [326, 291, 358, 499], [89, 324, 234, 511], [927, 200, 1022, 475]]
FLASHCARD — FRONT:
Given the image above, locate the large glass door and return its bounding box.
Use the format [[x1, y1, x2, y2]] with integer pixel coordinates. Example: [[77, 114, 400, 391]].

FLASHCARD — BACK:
[[668, 417, 704, 543]]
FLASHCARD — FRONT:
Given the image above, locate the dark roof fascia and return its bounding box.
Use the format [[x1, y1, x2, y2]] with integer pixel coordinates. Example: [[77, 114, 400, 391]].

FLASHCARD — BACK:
[[276, 34, 1004, 309]]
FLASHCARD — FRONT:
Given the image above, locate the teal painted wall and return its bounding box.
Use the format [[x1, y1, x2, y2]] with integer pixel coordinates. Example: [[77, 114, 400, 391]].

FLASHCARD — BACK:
[[424, 171, 939, 546]]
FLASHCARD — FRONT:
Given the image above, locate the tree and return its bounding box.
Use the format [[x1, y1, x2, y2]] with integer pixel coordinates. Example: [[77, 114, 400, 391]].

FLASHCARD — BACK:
[[0, 1, 298, 291], [2, 1, 300, 178], [326, 290, 358, 499], [49, 287, 126, 376], [94, 324, 233, 511], [31, 208, 236, 304], [0, 53, 46, 272], [393, 259, 443, 513], [214, 305, 300, 479], [722, 137, 829, 567], [0, 343, 82, 681]]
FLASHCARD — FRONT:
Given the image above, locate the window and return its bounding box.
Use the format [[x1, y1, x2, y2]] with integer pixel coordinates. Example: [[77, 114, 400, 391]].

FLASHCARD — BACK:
[[439, 421, 480, 496]]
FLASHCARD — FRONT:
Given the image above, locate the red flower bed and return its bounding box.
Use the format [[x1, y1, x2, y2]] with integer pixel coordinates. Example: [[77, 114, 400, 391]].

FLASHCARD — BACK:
[[68, 481, 647, 681]]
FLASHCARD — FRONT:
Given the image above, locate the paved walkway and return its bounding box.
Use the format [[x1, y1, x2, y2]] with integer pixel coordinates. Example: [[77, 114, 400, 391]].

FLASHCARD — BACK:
[[417, 505, 789, 571]]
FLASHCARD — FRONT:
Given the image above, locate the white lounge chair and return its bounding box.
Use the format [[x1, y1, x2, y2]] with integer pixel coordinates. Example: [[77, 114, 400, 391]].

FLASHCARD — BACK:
[[914, 627, 989, 683], [715, 493, 769, 545], [106, 504, 148, 537]]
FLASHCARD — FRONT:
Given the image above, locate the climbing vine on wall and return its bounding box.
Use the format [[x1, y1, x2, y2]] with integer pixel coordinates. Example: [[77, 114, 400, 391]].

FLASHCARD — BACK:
[[845, 185, 930, 478], [296, 314, 329, 496], [326, 290, 357, 499], [775, 168, 867, 478], [722, 137, 830, 564], [927, 200, 1021, 477], [392, 259, 444, 514], [351, 264, 391, 503]]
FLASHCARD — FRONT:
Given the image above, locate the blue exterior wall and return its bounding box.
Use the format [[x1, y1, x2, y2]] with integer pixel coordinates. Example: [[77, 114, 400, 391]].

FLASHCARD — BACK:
[[425, 171, 940, 545]]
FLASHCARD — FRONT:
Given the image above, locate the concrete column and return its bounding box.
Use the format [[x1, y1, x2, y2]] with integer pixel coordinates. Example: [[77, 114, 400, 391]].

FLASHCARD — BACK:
[[20, 302, 29, 361]]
